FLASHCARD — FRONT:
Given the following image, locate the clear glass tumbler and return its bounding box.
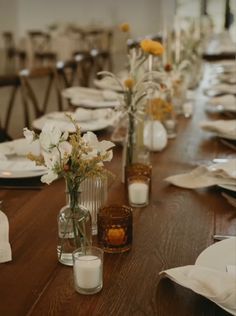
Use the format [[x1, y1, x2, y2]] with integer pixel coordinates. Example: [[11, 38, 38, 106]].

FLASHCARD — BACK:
[[73, 246, 103, 295]]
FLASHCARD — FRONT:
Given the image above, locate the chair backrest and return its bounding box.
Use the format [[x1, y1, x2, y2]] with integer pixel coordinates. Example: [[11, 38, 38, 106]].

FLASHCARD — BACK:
[[28, 30, 52, 53], [27, 30, 57, 66], [19, 66, 58, 127], [2, 31, 27, 70], [55, 53, 94, 108], [0, 75, 21, 141], [83, 29, 113, 51]]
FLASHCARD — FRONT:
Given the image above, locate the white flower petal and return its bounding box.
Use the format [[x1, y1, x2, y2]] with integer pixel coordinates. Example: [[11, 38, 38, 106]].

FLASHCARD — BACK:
[[41, 170, 58, 184], [23, 127, 35, 143]]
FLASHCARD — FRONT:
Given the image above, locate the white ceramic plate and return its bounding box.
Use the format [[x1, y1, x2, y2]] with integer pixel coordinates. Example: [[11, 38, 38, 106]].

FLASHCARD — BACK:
[[195, 238, 236, 315], [195, 237, 236, 272]]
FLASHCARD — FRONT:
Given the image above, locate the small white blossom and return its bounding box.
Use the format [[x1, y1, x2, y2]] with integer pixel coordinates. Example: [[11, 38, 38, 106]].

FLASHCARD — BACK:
[[39, 123, 68, 152], [82, 131, 115, 160], [23, 127, 35, 143], [41, 170, 58, 184]]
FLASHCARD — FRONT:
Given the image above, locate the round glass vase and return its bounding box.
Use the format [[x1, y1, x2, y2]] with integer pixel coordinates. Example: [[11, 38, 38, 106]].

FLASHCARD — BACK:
[[57, 187, 92, 266]]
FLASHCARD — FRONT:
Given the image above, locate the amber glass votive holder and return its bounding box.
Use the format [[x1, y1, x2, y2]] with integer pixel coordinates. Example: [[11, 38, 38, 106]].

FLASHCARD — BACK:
[[97, 205, 133, 253]]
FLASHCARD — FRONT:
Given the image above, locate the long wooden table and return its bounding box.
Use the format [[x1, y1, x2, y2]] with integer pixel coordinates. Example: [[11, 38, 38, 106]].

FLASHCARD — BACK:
[[0, 76, 236, 316]]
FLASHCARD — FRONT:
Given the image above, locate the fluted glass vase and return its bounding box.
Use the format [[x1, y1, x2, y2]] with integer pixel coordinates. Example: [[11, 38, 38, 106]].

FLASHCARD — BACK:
[[57, 179, 92, 266]]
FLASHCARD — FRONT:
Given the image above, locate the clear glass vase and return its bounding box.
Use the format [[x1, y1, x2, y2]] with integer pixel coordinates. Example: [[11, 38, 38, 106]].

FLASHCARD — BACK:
[[57, 183, 92, 266]]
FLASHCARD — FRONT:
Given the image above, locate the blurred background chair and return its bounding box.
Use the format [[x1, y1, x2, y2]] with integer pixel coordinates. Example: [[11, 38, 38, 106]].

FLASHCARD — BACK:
[[0, 75, 21, 141], [19, 66, 60, 127], [27, 30, 57, 66], [2, 32, 27, 71]]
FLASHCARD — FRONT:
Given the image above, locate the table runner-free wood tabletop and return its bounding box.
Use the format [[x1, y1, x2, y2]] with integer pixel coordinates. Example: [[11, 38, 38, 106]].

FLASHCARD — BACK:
[[0, 85, 235, 316]]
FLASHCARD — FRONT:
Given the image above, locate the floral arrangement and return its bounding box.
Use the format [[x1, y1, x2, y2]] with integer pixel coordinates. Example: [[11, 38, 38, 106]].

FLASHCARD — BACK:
[[98, 24, 165, 165], [146, 97, 173, 122], [23, 120, 115, 190], [24, 119, 115, 262]]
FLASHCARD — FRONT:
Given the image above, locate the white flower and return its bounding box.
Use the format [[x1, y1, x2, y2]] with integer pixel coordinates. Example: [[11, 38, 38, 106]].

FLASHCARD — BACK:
[[41, 170, 58, 184], [58, 141, 72, 157], [23, 127, 35, 143], [39, 123, 68, 152], [82, 131, 114, 161]]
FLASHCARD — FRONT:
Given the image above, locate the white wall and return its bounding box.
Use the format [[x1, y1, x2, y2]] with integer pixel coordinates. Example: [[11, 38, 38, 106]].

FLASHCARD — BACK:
[[17, 0, 162, 38], [0, 0, 18, 46]]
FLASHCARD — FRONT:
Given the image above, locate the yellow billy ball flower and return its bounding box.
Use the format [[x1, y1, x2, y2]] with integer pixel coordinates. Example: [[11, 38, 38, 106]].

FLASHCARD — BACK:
[[140, 39, 164, 56], [120, 23, 130, 33], [124, 77, 135, 89]]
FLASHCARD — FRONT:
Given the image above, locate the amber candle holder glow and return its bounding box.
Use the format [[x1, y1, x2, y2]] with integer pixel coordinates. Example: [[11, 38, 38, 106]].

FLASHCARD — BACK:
[[97, 205, 133, 253]]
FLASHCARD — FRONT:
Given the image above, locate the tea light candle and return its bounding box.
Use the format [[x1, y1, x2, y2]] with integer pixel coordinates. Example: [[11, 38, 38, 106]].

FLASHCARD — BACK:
[[74, 255, 101, 289], [128, 181, 149, 206]]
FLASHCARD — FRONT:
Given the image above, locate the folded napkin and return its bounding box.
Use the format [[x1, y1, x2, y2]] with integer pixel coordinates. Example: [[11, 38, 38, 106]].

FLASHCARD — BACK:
[[165, 160, 236, 189], [160, 265, 236, 315], [0, 138, 40, 156], [62, 86, 118, 102], [46, 110, 92, 122], [33, 113, 117, 133], [0, 160, 45, 172], [208, 95, 236, 107], [0, 210, 12, 263], [200, 120, 236, 139], [94, 78, 124, 92], [218, 74, 236, 85], [205, 84, 236, 97], [71, 97, 120, 108]]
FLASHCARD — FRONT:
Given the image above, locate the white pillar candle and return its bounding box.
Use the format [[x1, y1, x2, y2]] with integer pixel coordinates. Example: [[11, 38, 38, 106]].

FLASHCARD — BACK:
[[128, 182, 149, 205], [74, 255, 102, 289]]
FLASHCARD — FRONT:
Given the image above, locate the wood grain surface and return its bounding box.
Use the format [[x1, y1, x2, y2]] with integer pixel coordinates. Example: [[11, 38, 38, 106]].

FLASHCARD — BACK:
[[0, 77, 235, 316]]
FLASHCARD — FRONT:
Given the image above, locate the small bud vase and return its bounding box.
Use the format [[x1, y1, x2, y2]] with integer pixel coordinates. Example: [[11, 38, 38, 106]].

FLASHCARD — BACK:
[[57, 180, 92, 266]]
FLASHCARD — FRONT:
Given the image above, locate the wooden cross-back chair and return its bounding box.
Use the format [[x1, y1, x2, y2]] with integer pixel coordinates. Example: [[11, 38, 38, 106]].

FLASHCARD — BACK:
[[2, 32, 27, 70], [27, 30, 57, 66], [19, 66, 60, 128], [55, 53, 94, 108], [0, 75, 21, 141]]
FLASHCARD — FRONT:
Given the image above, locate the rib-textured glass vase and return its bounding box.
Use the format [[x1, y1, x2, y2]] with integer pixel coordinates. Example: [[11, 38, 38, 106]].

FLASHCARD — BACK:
[[57, 180, 92, 266]]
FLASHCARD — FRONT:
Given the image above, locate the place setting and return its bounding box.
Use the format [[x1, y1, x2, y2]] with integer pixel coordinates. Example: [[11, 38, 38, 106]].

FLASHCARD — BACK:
[[165, 158, 236, 194], [160, 237, 236, 316], [62, 86, 121, 108], [205, 94, 236, 116], [0, 138, 47, 188], [32, 107, 120, 133]]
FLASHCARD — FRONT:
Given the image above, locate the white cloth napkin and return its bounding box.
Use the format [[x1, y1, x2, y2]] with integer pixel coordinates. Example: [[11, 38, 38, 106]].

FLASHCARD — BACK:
[[208, 95, 236, 111], [0, 138, 40, 156], [71, 97, 120, 108], [0, 160, 45, 172], [165, 160, 236, 189], [94, 78, 124, 92], [160, 265, 236, 315], [0, 210, 12, 263], [200, 120, 236, 139], [62, 86, 119, 105], [205, 84, 236, 97]]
